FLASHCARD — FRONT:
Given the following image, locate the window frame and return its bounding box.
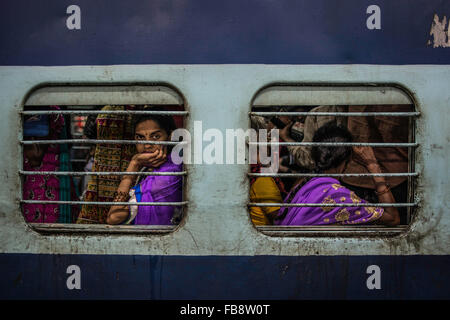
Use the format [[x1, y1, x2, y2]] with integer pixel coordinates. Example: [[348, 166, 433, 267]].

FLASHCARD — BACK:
[[248, 83, 419, 237], [20, 83, 189, 235]]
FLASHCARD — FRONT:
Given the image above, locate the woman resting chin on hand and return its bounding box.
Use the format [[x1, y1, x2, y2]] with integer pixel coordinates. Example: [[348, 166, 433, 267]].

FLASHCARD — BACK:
[[106, 114, 182, 225]]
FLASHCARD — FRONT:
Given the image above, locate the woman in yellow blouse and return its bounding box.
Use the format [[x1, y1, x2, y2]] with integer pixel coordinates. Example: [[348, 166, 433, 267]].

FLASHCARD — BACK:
[[249, 176, 283, 225], [249, 115, 287, 225]]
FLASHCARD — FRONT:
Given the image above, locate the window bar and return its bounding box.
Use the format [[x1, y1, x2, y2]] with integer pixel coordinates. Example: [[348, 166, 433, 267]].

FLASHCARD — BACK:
[[20, 140, 415, 147], [249, 142, 418, 147], [21, 200, 188, 206], [21, 139, 188, 145], [20, 170, 187, 176], [71, 146, 91, 150], [248, 172, 418, 177], [250, 111, 420, 117], [21, 110, 189, 115], [248, 202, 417, 207]]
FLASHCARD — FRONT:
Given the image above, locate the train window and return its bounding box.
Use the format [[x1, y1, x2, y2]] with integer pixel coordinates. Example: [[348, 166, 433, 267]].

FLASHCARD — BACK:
[[249, 85, 418, 237], [20, 85, 188, 234]]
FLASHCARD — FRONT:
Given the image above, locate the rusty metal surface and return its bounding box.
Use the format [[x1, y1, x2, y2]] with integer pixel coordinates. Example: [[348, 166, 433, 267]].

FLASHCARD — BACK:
[[0, 65, 448, 257]]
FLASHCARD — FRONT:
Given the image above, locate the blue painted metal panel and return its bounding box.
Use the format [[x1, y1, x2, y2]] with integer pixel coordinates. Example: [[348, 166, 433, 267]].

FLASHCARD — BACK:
[[1, 254, 449, 299], [0, 0, 449, 65]]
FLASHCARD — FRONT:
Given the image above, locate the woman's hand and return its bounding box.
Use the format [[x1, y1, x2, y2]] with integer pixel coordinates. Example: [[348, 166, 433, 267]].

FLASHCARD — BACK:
[[353, 146, 400, 226], [352, 146, 378, 168], [130, 147, 168, 170], [279, 121, 294, 142], [278, 163, 291, 173]]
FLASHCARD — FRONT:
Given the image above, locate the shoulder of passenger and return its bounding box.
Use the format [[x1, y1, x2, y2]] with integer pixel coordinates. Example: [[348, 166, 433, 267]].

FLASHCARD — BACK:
[[253, 177, 277, 188]]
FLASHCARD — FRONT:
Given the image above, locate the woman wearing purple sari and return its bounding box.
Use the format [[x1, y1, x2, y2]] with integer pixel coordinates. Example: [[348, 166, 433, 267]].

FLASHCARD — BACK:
[[106, 112, 182, 225], [275, 122, 400, 226]]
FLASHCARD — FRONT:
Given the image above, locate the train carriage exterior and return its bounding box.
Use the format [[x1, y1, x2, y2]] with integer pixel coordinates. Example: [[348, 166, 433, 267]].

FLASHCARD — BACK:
[[0, 0, 449, 300]]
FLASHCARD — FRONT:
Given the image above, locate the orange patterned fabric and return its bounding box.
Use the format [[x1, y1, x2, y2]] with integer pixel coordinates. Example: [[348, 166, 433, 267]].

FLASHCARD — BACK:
[[76, 105, 136, 224]]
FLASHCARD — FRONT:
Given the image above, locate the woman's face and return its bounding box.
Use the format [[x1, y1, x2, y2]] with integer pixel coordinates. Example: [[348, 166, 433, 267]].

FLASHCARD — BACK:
[[134, 119, 169, 154]]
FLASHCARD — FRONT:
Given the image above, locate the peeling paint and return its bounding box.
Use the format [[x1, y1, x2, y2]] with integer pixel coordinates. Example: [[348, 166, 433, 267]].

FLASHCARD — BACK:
[[428, 14, 450, 48]]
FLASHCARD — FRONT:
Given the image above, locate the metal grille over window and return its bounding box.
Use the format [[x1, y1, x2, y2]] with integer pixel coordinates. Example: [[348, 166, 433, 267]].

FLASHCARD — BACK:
[[20, 86, 188, 233], [248, 85, 419, 236]]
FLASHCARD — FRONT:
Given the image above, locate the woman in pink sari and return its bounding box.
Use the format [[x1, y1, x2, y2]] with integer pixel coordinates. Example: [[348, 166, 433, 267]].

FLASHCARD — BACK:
[[275, 122, 400, 226], [22, 106, 65, 223]]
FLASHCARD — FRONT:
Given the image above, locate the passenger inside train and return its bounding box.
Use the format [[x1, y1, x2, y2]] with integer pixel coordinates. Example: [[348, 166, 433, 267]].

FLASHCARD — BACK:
[[278, 104, 410, 223], [273, 122, 400, 226], [22, 103, 185, 226], [249, 103, 410, 227], [22, 106, 79, 223], [280, 105, 412, 223], [106, 108, 183, 225], [22, 100, 407, 228], [249, 126, 286, 225]]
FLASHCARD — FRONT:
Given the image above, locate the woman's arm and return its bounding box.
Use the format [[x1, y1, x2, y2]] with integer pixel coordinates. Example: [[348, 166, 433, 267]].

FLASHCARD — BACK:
[[366, 162, 400, 226], [106, 160, 140, 225], [106, 148, 167, 225], [353, 146, 400, 226]]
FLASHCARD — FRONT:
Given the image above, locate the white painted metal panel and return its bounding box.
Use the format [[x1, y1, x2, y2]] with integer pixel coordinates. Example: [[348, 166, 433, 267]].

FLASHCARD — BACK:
[[0, 65, 448, 257]]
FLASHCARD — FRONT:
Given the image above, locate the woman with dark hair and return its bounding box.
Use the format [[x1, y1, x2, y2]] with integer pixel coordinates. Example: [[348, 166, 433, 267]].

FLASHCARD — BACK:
[[275, 121, 400, 226], [106, 111, 182, 225]]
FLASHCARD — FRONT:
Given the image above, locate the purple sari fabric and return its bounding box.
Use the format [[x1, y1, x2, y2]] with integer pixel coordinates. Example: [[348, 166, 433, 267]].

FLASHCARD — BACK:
[[133, 155, 182, 225], [275, 177, 384, 225]]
